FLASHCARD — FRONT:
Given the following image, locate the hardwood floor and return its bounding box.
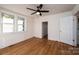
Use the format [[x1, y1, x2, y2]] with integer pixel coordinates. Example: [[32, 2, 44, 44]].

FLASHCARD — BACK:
[[0, 37, 78, 55]]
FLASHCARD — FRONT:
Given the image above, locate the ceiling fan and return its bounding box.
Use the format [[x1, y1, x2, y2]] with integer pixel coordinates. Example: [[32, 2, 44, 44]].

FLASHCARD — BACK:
[[27, 4, 49, 16]]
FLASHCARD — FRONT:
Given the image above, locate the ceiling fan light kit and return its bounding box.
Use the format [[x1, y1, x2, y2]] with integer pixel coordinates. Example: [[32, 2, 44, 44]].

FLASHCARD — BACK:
[[27, 4, 49, 16], [36, 12, 40, 15]]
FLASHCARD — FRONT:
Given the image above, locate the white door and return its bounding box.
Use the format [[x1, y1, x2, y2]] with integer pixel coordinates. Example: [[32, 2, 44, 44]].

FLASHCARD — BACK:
[[60, 16, 73, 45]]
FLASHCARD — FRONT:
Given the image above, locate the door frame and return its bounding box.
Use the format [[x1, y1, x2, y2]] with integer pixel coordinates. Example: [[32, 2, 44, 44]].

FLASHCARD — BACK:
[[73, 11, 79, 46], [73, 16, 77, 46]]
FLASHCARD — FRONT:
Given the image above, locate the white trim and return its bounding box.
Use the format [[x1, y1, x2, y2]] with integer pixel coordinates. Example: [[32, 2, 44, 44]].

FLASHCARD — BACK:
[[0, 12, 2, 33]]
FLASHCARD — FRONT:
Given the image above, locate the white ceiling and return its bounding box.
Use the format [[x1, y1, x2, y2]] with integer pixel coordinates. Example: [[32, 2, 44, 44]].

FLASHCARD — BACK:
[[0, 4, 75, 17]]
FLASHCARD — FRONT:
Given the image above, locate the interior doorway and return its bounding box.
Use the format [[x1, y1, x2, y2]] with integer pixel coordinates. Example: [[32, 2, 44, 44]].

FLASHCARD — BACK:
[[42, 22, 48, 39]]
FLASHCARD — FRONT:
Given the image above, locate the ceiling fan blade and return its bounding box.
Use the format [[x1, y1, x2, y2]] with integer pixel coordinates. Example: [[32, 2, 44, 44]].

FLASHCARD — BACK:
[[27, 8, 36, 11], [37, 4, 43, 9], [40, 10, 49, 12], [39, 4, 43, 9], [31, 11, 37, 15]]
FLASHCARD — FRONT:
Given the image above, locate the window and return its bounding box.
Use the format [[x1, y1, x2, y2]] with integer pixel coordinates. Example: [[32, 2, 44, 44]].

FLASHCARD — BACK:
[[0, 11, 26, 33], [2, 13, 14, 33], [17, 17, 25, 32]]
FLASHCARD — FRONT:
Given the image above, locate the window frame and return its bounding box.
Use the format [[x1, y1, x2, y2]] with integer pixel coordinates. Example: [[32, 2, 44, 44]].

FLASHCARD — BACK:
[[0, 10, 26, 33], [0, 12, 2, 33], [17, 16, 25, 32], [2, 13, 14, 33]]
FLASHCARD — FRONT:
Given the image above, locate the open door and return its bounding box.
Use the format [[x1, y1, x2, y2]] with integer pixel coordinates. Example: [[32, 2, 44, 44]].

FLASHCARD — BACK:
[[42, 22, 48, 39]]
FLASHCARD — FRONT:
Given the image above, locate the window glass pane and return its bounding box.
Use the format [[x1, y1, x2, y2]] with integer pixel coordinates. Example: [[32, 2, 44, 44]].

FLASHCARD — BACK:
[[3, 24, 13, 33], [18, 20, 23, 24], [18, 25, 23, 31], [17, 17, 25, 32], [3, 13, 14, 24]]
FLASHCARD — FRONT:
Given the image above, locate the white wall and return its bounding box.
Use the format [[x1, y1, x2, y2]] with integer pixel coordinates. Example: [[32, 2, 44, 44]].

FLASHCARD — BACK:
[[34, 11, 74, 45], [0, 8, 34, 48]]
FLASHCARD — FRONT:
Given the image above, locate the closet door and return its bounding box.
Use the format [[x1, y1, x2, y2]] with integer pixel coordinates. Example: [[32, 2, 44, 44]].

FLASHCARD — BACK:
[[60, 16, 73, 45]]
